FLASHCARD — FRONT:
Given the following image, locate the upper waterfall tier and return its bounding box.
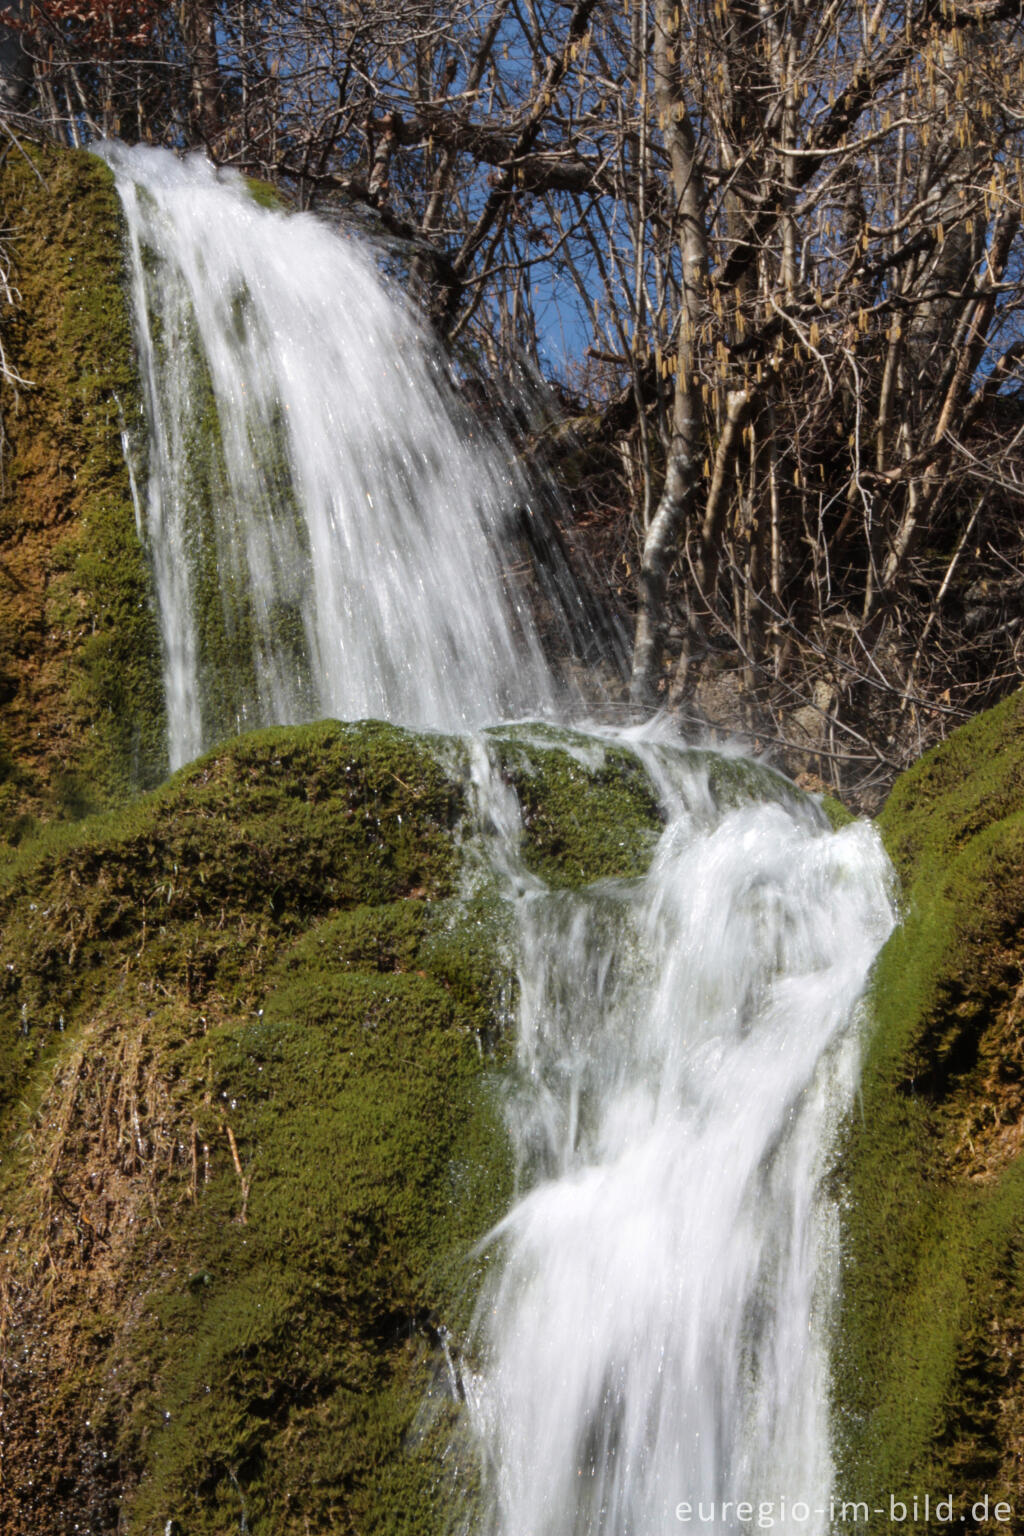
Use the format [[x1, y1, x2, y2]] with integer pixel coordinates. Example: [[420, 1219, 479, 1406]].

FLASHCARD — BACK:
[[101, 143, 565, 767]]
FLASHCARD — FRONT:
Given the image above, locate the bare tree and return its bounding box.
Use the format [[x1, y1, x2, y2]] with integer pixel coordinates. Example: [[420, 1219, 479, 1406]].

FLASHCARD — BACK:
[[7, 0, 1024, 801]]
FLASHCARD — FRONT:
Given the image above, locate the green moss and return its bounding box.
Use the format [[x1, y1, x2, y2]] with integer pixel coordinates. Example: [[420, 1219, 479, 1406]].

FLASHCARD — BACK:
[[114, 946, 508, 1534], [698, 749, 809, 816], [484, 724, 664, 886], [0, 720, 463, 1132], [477, 726, 816, 887], [244, 176, 288, 211], [0, 721, 505, 1533], [0, 145, 166, 832], [821, 792, 857, 830], [878, 689, 1024, 891], [834, 688, 1024, 1529], [0, 716, 677, 1533]]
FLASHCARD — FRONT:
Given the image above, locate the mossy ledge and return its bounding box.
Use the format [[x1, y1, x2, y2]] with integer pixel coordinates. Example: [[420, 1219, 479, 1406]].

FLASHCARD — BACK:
[[835, 689, 1024, 1531], [483, 723, 664, 886], [483, 722, 804, 889], [0, 717, 665, 1534], [0, 143, 165, 848]]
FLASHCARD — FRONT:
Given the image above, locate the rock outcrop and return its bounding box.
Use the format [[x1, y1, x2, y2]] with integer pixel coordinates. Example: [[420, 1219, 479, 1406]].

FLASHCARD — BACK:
[[0, 143, 165, 846], [0, 718, 665, 1533]]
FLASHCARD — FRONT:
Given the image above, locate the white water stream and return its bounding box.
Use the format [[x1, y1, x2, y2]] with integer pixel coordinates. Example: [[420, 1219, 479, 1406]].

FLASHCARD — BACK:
[[102, 145, 896, 1534], [464, 737, 894, 1535], [102, 143, 558, 768]]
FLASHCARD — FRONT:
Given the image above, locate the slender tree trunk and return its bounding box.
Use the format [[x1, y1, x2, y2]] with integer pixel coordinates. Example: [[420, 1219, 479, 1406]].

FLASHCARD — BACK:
[[181, 0, 220, 146], [630, 0, 708, 705]]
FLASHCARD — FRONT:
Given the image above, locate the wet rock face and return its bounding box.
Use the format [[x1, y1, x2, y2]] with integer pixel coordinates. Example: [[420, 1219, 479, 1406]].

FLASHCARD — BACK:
[[0, 719, 665, 1535], [835, 688, 1024, 1528]]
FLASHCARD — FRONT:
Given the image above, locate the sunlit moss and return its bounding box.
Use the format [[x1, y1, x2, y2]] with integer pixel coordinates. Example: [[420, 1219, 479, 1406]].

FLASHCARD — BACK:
[[835, 689, 1024, 1531], [0, 717, 670, 1533], [0, 145, 165, 840]]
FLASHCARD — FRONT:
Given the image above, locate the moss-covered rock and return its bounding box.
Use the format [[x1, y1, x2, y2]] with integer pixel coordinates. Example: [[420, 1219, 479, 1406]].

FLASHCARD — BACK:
[[0, 716, 664, 1535], [484, 723, 663, 886], [835, 689, 1024, 1530], [482, 723, 802, 888], [0, 143, 165, 847]]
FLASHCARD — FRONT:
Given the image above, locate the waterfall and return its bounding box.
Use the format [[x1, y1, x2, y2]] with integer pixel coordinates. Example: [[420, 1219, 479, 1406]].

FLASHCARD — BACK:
[[100, 145, 896, 1532], [465, 738, 894, 1535], [101, 142, 560, 768]]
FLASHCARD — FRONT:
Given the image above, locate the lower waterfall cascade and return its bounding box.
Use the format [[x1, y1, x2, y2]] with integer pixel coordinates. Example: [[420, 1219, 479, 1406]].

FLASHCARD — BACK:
[[100, 145, 898, 1534], [461, 734, 894, 1536]]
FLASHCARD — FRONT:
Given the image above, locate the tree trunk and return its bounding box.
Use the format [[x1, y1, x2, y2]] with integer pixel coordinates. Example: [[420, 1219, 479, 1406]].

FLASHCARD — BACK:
[[181, 0, 220, 146], [629, 0, 708, 706]]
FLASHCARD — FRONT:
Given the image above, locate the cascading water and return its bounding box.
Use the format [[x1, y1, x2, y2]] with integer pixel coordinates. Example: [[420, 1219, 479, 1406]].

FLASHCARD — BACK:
[[463, 736, 894, 1535], [101, 145, 896, 1533], [101, 142, 560, 768]]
